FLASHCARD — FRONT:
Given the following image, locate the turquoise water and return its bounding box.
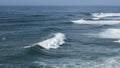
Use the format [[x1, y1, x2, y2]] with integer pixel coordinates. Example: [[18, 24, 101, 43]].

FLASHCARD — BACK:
[[0, 6, 120, 68]]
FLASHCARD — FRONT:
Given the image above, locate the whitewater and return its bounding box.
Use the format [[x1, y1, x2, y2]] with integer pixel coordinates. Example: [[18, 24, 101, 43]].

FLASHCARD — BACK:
[[24, 33, 66, 50]]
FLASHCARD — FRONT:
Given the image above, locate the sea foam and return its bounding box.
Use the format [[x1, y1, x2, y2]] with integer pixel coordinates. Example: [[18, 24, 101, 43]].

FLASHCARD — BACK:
[[72, 19, 120, 25], [24, 33, 66, 50], [92, 13, 120, 18]]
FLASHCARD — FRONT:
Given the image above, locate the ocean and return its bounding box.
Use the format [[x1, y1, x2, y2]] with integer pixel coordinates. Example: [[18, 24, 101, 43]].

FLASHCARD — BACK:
[[0, 6, 120, 68]]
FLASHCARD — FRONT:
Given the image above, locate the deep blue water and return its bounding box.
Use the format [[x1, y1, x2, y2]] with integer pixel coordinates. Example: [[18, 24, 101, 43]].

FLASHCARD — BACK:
[[0, 6, 120, 68]]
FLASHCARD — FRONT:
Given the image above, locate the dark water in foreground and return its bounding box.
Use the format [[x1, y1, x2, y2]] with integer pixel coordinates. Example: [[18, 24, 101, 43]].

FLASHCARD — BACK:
[[1, 6, 120, 68]]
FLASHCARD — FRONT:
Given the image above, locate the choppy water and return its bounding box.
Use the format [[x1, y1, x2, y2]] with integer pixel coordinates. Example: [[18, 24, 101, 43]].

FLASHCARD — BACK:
[[1, 6, 120, 68]]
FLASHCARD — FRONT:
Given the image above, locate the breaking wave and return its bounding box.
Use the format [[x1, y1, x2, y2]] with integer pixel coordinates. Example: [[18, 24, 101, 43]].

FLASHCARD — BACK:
[[72, 19, 120, 25], [91, 13, 120, 18], [24, 33, 66, 50]]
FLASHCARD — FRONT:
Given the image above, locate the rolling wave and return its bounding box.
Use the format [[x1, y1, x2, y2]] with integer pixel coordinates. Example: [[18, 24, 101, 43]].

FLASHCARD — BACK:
[[24, 33, 66, 50], [72, 19, 120, 25], [91, 13, 120, 18]]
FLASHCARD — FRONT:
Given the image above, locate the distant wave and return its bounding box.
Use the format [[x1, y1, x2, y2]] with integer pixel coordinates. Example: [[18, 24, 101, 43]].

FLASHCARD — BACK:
[[97, 28, 120, 39], [24, 33, 66, 50], [91, 13, 120, 18], [92, 17, 120, 20], [72, 19, 120, 25], [114, 40, 120, 43], [95, 28, 120, 43]]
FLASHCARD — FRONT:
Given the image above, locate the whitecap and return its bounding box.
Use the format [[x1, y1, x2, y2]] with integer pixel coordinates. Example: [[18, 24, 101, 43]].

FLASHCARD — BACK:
[[72, 19, 120, 25], [97, 28, 120, 39], [91, 13, 120, 18], [24, 33, 66, 50], [93, 28, 120, 43]]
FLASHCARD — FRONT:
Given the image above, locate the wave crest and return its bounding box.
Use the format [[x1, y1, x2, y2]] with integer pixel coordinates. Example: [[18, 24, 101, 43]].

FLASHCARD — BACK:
[[24, 33, 66, 50]]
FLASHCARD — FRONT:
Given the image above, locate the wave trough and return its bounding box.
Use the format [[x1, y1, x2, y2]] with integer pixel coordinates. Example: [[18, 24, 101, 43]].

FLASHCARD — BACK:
[[24, 33, 66, 50]]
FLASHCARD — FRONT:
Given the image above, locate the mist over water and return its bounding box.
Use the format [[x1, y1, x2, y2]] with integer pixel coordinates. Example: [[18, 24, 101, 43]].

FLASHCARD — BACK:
[[1, 6, 120, 68]]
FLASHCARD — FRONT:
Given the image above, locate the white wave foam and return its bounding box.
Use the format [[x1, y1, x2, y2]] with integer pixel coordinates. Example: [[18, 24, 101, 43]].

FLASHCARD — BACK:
[[97, 28, 120, 39], [72, 19, 120, 25], [24, 33, 66, 50], [92, 13, 120, 18]]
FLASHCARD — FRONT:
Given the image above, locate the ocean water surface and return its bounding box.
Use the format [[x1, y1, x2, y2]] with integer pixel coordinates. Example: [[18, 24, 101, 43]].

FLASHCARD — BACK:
[[0, 6, 120, 68]]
